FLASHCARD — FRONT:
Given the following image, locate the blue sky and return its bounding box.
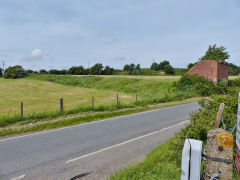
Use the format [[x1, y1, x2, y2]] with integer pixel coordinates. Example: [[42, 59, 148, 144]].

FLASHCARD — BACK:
[[0, 0, 240, 70]]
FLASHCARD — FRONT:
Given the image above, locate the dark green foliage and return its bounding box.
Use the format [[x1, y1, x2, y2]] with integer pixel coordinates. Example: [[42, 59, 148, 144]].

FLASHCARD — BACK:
[[173, 92, 239, 165], [49, 69, 60, 74], [174, 68, 187, 75], [90, 63, 103, 75], [103, 66, 114, 75], [0, 68, 3, 76], [122, 63, 142, 75], [187, 62, 197, 69], [150, 62, 159, 71], [123, 64, 130, 71], [68, 66, 86, 75], [26, 70, 34, 74], [176, 75, 228, 96], [59, 69, 67, 74], [200, 44, 230, 62], [129, 63, 135, 71], [136, 64, 141, 70], [229, 78, 240, 87], [4, 65, 27, 79], [163, 64, 175, 75], [159, 60, 170, 70], [228, 63, 240, 76]]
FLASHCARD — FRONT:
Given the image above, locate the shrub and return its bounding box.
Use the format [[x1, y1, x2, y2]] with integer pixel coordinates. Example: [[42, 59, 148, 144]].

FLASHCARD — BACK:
[[4, 65, 27, 79], [175, 75, 228, 96], [26, 70, 34, 74], [163, 64, 175, 75], [229, 78, 240, 87], [49, 69, 60, 74]]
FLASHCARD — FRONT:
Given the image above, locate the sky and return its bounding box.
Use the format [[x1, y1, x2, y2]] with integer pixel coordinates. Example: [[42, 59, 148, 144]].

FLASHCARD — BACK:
[[0, 0, 240, 70]]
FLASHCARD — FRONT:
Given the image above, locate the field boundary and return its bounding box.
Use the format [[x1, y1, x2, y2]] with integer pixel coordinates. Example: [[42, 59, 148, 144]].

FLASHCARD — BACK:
[[0, 97, 202, 138]]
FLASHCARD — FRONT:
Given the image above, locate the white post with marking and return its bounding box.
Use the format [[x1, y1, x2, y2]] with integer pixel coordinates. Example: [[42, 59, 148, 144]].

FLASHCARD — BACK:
[[181, 139, 203, 180]]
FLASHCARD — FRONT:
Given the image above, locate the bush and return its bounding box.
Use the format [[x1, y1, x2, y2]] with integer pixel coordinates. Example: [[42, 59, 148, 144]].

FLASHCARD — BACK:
[[175, 75, 228, 96], [26, 70, 34, 74], [163, 64, 175, 75], [4, 65, 27, 79], [49, 69, 60, 74], [229, 78, 240, 87]]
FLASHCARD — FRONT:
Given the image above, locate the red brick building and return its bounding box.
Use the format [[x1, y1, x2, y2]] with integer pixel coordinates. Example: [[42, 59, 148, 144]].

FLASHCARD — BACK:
[[187, 60, 228, 85]]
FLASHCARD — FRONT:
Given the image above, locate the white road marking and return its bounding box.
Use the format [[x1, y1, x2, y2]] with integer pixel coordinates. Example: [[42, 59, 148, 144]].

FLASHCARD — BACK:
[[0, 103, 195, 143], [10, 174, 25, 180], [66, 120, 190, 164]]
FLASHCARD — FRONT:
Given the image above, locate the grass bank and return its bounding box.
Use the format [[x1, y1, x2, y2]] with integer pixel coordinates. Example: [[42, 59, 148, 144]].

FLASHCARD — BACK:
[[0, 97, 201, 138], [0, 74, 197, 128]]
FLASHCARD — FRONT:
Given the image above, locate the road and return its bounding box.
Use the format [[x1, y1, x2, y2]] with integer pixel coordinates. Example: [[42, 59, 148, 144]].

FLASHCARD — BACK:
[[0, 102, 200, 180]]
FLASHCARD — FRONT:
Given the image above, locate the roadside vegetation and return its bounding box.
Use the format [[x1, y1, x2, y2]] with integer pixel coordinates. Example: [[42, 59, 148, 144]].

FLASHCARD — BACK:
[[111, 81, 240, 180]]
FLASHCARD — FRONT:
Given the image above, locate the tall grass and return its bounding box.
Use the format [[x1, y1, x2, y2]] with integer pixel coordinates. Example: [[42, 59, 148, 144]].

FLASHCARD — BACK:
[[0, 74, 197, 127]]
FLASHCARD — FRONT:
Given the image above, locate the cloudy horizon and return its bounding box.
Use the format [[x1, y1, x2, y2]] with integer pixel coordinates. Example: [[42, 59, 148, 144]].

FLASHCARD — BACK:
[[0, 0, 240, 70]]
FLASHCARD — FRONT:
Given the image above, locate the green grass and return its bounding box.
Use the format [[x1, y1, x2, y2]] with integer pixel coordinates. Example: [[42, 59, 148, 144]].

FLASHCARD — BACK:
[[0, 74, 197, 130], [0, 97, 202, 137], [110, 136, 181, 180], [27, 74, 193, 101], [0, 78, 134, 116]]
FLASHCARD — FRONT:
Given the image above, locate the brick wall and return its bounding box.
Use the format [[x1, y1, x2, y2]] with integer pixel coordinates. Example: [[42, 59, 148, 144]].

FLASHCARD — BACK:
[[187, 60, 228, 85]]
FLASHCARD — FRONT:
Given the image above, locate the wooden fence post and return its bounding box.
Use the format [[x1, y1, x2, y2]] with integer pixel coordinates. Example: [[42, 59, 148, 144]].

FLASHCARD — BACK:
[[213, 103, 225, 128], [136, 94, 138, 102], [92, 96, 94, 108], [20, 102, 23, 117], [60, 98, 63, 111], [117, 94, 119, 104], [205, 103, 233, 180]]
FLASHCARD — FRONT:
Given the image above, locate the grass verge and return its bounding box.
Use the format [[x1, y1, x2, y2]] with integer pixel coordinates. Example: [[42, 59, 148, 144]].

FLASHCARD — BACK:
[[110, 136, 181, 180], [0, 97, 202, 138]]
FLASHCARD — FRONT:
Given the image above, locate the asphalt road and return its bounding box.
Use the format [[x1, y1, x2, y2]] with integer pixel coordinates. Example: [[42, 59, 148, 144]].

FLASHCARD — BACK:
[[0, 102, 200, 180]]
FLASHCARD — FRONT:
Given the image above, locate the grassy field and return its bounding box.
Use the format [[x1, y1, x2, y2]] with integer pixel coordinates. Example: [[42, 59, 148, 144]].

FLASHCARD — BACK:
[[74, 75, 182, 80], [0, 74, 197, 132], [27, 74, 192, 101], [0, 78, 134, 116]]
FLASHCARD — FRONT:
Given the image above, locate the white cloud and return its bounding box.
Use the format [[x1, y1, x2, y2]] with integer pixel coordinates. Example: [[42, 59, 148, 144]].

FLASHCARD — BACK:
[[30, 49, 48, 58]]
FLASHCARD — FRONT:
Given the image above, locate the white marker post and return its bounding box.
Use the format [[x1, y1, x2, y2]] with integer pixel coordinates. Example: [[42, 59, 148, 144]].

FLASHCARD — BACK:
[[181, 139, 203, 180]]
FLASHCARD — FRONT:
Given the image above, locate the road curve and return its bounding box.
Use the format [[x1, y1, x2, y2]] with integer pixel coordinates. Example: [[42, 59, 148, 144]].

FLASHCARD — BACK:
[[0, 102, 200, 180]]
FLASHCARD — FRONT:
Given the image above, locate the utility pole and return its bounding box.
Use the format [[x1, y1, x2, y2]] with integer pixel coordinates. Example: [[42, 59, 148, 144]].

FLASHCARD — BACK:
[[0, 60, 6, 72]]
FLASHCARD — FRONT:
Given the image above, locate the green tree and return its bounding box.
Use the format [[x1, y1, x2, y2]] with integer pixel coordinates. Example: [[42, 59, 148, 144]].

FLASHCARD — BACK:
[[103, 66, 114, 75], [200, 44, 230, 62], [136, 64, 141, 70], [129, 63, 135, 71], [163, 65, 175, 75], [68, 66, 85, 75], [159, 60, 170, 70], [228, 63, 240, 75], [4, 65, 27, 79], [0, 68, 3, 76], [90, 63, 103, 75], [49, 69, 60, 74], [150, 62, 159, 71], [187, 63, 197, 70], [123, 64, 130, 71]]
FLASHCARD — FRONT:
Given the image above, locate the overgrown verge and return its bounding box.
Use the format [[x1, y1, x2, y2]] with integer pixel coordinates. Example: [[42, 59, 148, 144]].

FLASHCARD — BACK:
[[0, 97, 201, 137], [111, 87, 240, 180]]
